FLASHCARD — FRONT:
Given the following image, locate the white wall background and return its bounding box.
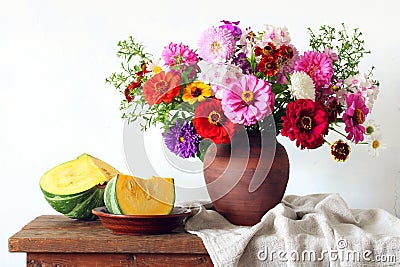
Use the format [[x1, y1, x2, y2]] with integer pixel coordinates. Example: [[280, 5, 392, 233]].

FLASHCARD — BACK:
[[2, 0, 399, 265]]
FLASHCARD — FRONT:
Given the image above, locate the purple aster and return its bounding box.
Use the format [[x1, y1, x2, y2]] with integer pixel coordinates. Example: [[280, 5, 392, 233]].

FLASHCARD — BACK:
[[220, 20, 242, 40], [163, 120, 201, 158]]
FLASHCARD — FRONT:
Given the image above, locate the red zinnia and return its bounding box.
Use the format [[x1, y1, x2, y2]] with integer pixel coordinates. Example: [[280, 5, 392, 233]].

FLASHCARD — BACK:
[[193, 98, 240, 144], [281, 99, 329, 149], [142, 71, 181, 105]]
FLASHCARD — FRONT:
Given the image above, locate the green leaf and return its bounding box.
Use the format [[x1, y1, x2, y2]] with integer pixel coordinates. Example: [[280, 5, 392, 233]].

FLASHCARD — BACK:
[[197, 139, 213, 162]]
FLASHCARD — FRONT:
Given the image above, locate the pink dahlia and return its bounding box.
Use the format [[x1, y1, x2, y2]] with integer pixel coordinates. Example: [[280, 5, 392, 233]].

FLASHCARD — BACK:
[[294, 51, 333, 89], [342, 93, 369, 143], [161, 42, 198, 66], [221, 74, 275, 126], [198, 27, 236, 63]]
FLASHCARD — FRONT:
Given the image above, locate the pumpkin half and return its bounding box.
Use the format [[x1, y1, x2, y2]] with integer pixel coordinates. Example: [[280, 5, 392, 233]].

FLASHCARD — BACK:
[[104, 174, 175, 215], [40, 154, 119, 220]]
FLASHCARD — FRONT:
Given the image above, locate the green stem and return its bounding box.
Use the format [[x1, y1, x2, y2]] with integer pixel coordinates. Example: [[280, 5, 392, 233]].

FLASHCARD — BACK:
[[325, 140, 331, 146], [329, 126, 348, 139]]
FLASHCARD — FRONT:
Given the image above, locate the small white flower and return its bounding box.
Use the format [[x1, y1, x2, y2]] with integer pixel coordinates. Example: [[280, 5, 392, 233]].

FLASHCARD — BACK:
[[366, 133, 386, 157], [288, 71, 316, 101], [260, 25, 291, 48], [364, 119, 380, 135], [146, 58, 164, 73], [276, 26, 291, 45]]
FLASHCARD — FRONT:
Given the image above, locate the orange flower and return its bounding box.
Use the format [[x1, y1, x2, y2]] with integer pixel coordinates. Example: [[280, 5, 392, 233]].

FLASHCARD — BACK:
[[143, 71, 181, 105]]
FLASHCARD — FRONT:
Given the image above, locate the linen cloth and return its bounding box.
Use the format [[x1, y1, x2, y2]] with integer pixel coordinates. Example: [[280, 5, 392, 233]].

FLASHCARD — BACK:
[[182, 194, 400, 266]]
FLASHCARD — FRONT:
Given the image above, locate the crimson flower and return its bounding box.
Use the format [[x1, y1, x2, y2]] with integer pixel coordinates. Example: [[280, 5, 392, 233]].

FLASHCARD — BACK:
[[257, 56, 279, 77], [281, 99, 329, 149], [193, 98, 240, 144], [142, 71, 181, 105]]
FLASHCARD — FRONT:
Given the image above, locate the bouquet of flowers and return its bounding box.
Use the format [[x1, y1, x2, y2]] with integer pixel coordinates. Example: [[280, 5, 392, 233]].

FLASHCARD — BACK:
[[106, 20, 382, 162]]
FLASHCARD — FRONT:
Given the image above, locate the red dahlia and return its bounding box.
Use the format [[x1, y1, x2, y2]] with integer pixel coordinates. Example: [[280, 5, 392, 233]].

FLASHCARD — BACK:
[[281, 99, 329, 149], [193, 98, 240, 144], [143, 71, 181, 105]]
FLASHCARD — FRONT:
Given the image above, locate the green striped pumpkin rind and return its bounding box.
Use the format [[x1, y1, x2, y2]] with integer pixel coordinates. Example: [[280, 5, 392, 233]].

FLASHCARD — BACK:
[[41, 186, 105, 220], [104, 176, 122, 215]]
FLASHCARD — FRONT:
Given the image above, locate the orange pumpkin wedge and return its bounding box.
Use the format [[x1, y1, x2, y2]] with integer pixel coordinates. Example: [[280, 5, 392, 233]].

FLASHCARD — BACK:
[[104, 174, 175, 215]]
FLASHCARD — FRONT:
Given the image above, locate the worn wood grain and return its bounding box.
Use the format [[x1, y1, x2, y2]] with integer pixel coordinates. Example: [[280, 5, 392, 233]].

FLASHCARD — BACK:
[[134, 254, 213, 267], [27, 253, 134, 267], [9, 215, 208, 254]]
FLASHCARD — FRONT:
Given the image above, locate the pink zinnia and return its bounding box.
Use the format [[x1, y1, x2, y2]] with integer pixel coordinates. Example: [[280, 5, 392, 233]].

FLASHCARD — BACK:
[[161, 42, 198, 66], [294, 51, 333, 89], [221, 74, 275, 126], [198, 27, 236, 63], [342, 93, 369, 143]]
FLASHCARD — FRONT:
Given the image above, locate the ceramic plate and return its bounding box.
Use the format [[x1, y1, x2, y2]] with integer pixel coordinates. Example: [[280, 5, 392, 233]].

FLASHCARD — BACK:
[[92, 206, 192, 235]]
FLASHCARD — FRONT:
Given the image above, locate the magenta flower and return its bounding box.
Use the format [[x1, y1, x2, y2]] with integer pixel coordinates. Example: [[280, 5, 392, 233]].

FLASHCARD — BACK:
[[342, 93, 369, 143], [161, 42, 198, 66], [221, 74, 275, 126], [198, 27, 236, 63], [294, 51, 333, 89], [324, 48, 338, 61], [220, 20, 242, 40]]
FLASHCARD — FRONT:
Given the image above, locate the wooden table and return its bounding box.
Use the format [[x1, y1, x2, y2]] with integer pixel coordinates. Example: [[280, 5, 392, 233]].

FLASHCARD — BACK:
[[9, 215, 213, 266]]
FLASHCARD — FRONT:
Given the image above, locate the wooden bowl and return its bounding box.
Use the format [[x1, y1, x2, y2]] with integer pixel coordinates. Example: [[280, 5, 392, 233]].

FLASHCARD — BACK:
[[92, 206, 192, 235]]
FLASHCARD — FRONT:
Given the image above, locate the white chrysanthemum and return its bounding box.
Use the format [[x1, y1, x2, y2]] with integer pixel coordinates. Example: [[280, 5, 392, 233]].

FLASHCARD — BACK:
[[366, 133, 386, 157], [288, 71, 316, 101]]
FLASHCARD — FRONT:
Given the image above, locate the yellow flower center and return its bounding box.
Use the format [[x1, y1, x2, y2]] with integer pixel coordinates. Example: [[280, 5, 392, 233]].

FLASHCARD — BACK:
[[300, 116, 313, 131], [211, 42, 222, 52], [331, 85, 339, 92], [179, 136, 185, 143], [153, 66, 162, 74], [372, 140, 380, 149], [208, 111, 222, 125], [241, 90, 254, 104]]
